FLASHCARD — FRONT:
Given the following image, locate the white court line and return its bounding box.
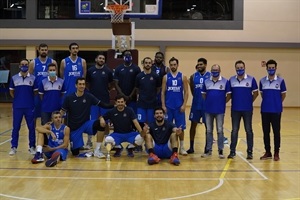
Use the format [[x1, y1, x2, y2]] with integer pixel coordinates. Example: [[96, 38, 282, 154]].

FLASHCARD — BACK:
[[0, 138, 11, 146], [161, 178, 224, 200], [0, 193, 35, 200]]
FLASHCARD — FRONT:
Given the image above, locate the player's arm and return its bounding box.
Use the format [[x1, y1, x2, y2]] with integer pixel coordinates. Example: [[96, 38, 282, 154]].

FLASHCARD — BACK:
[[161, 75, 167, 111], [82, 58, 87, 78], [189, 74, 194, 96], [60, 59, 65, 79], [252, 90, 258, 102], [132, 119, 145, 137], [28, 60, 34, 74], [36, 123, 56, 139], [172, 126, 183, 136], [181, 75, 189, 112]]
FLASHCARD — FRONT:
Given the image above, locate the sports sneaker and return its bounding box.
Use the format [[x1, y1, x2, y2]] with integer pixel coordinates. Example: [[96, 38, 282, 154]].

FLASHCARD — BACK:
[[260, 152, 272, 160], [113, 148, 122, 157], [76, 151, 93, 157], [126, 146, 135, 157], [186, 149, 194, 154], [31, 152, 45, 164], [134, 145, 143, 153], [84, 141, 93, 150], [179, 147, 188, 156], [9, 147, 17, 155], [94, 149, 106, 159], [170, 152, 180, 166], [273, 152, 280, 161], [219, 150, 225, 159], [227, 152, 236, 159], [223, 137, 229, 144], [246, 152, 253, 160], [148, 153, 160, 165], [28, 147, 36, 155], [201, 151, 212, 158], [45, 152, 60, 167]]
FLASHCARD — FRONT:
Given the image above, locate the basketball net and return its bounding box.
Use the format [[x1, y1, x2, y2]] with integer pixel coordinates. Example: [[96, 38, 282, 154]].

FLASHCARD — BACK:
[[106, 4, 129, 23]]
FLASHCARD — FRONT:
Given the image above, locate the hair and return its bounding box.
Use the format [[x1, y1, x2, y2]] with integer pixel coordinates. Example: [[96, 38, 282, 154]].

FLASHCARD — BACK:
[[211, 64, 221, 71], [51, 110, 61, 118], [48, 63, 57, 69], [69, 42, 79, 50], [142, 57, 152, 64], [95, 52, 106, 60], [123, 50, 131, 56], [235, 60, 245, 67], [38, 43, 48, 49], [266, 59, 277, 67], [154, 107, 165, 114], [197, 58, 207, 65], [20, 58, 29, 64], [169, 57, 179, 64], [155, 52, 164, 58], [115, 94, 126, 101], [76, 77, 85, 84]]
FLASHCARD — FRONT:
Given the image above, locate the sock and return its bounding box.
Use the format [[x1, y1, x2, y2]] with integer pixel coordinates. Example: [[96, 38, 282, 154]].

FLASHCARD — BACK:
[[128, 144, 135, 148], [37, 145, 42, 153], [180, 140, 184, 149], [189, 140, 194, 149], [96, 142, 102, 151], [148, 148, 154, 154], [87, 135, 92, 143], [115, 145, 121, 149], [172, 147, 178, 153]]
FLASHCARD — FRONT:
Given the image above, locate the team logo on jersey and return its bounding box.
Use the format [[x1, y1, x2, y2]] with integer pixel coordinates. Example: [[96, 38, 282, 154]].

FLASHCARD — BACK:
[[246, 82, 249, 87], [58, 85, 61, 90], [130, 69, 133, 73], [102, 71, 105, 75], [83, 99, 86, 103], [219, 85, 223, 89], [29, 81, 32, 85], [275, 84, 279, 88], [123, 113, 127, 117]]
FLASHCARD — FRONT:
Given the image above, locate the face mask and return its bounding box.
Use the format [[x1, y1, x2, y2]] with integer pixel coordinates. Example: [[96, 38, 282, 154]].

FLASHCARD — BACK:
[[211, 71, 220, 77], [236, 69, 245, 76], [49, 71, 56, 77], [124, 55, 132, 63], [267, 69, 276, 76], [20, 65, 29, 72]]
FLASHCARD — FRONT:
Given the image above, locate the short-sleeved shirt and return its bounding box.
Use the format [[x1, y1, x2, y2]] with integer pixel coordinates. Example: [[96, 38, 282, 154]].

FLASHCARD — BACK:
[[202, 76, 231, 114], [259, 75, 287, 113], [63, 56, 84, 95], [9, 73, 38, 109], [148, 121, 175, 144], [114, 63, 141, 98], [103, 107, 137, 133], [135, 71, 160, 108], [62, 92, 100, 131], [39, 76, 66, 112], [190, 71, 211, 110], [86, 65, 113, 103], [229, 74, 258, 111]]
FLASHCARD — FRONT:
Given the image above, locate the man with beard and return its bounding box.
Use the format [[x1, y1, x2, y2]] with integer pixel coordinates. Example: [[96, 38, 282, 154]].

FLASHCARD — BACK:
[[114, 50, 141, 113], [60, 42, 87, 95], [85, 53, 114, 151], [144, 107, 182, 166], [161, 57, 189, 156], [187, 58, 211, 154], [151, 52, 170, 106], [29, 43, 57, 125]]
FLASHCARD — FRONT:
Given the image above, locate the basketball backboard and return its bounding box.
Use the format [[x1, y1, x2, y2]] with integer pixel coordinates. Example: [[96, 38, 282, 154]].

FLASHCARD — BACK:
[[76, 0, 162, 19]]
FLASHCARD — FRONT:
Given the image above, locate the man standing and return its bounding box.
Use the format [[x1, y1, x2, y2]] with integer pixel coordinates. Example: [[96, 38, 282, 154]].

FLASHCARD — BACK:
[[187, 58, 211, 154], [60, 42, 87, 95], [114, 50, 141, 112], [85, 53, 114, 149], [9, 59, 38, 155], [144, 107, 182, 166], [201, 64, 231, 159], [259, 59, 286, 161], [29, 43, 57, 122], [227, 60, 258, 160], [161, 57, 189, 155]]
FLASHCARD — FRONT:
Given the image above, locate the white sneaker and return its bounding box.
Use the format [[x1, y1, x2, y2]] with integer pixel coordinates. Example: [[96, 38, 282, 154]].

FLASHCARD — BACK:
[[28, 147, 36, 155], [94, 150, 106, 159], [223, 137, 229, 144], [9, 147, 17, 155], [201, 151, 212, 158], [179, 148, 188, 156]]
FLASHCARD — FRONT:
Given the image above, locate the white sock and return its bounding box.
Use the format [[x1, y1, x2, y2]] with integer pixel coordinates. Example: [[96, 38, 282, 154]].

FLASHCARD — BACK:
[[87, 135, 92, 143], [37, 145, 43, 153], [128, 144, 135, 148], [96, 142, 102, 151], [180, 140, 184, 149]]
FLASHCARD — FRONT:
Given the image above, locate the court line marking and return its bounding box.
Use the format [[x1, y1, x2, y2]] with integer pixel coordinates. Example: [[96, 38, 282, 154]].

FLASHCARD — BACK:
[[0, 138, 11, 146], [0, 193, 34, 200]]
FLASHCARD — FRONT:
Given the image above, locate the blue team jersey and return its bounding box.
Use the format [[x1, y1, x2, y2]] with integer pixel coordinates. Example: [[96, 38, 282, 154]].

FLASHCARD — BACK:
[[229, 74, 258, 111], [39, 77, 66, 112], [48, 123, 67, 149], [33, 57, 53, 85], [9, 73, 38, 109], [86, 65, 113, 103], [63, 56, 84, 95], [165, 72, 184, 109], [259, 75, 287, 113], [135, 71, 160, 108], [191, 71, 211, 110], [202, 76, 231, 114]]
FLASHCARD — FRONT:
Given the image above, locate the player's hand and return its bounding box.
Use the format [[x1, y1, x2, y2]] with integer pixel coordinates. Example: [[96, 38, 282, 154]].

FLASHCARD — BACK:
[[42, 145, 53, 152], [50, 131, 57, 141], [180, 105, 186, 113], [143, 123, 150, 134], [175, 126, 183, 136], [162, 106, 167, 113]]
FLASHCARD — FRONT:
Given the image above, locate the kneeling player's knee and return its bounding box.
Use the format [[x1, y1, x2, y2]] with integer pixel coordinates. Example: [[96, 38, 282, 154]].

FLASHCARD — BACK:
[[105, 136, 115, 145], [71, 148, 80, 156], [135, 135, 144, 146], [93, 120, 105, 132]]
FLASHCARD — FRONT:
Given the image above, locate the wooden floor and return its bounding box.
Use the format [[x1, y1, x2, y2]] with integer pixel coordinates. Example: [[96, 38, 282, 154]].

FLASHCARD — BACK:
[[0, 103, 299, 200]]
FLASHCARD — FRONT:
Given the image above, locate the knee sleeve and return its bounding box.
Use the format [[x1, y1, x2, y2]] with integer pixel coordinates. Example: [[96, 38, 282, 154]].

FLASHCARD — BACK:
[[93, 119, 105, 132], [71, 148, 80, 156], [105, 136, 115, 145], [135, 134, 144, 146]]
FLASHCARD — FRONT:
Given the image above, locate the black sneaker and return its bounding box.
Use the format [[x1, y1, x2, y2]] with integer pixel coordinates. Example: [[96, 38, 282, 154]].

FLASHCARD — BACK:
[[113, 148, 122, 157], [227, 152, 236, 159], [45, 152, 60, 167], [126, 145, 134, 157], [219, 150, 225, 159], [186, 149, 194, 154], [247, 152, 253, 160]]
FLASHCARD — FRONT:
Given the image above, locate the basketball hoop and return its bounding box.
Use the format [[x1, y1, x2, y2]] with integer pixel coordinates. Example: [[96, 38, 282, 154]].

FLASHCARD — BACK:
[[106, 4, 129, 23]]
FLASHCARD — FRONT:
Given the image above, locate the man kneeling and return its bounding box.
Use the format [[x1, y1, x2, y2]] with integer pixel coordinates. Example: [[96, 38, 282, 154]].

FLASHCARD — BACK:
[[31, 111, 70, 167], [144, 107, 182, 166]]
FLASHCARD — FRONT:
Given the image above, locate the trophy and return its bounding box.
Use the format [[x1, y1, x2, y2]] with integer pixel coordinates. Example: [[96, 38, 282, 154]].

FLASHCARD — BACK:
[[106, 142, 112, 161]]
